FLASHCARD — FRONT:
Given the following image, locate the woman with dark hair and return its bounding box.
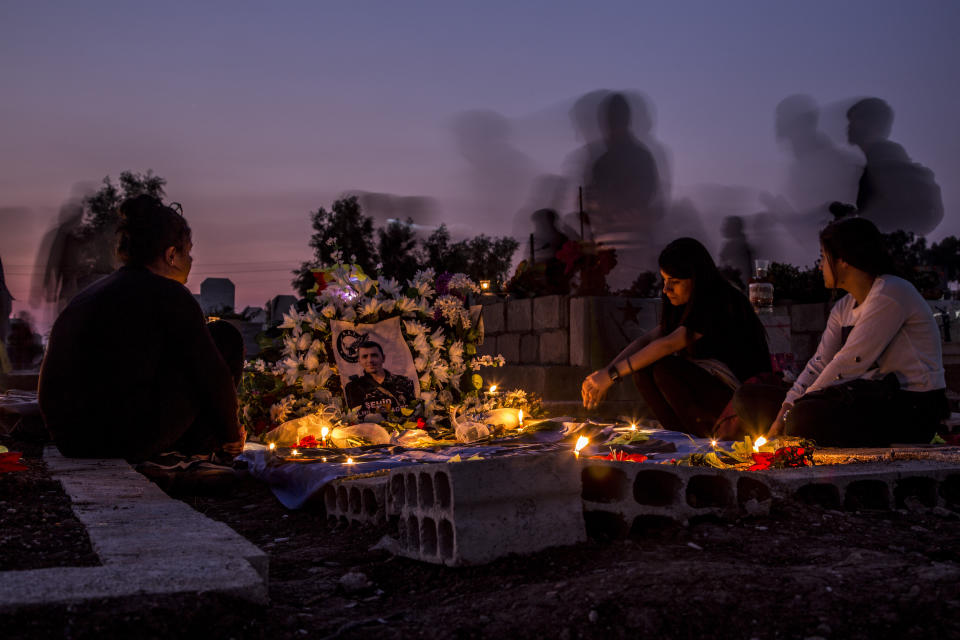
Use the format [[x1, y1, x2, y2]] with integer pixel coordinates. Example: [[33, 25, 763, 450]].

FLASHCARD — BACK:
[[762, 216, 946, 445], [39, 195, 245, 461], [582, 237, 771, 436]]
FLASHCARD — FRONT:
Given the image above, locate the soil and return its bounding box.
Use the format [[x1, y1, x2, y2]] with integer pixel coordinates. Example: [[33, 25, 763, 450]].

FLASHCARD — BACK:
[[2, 435, 960, 640]]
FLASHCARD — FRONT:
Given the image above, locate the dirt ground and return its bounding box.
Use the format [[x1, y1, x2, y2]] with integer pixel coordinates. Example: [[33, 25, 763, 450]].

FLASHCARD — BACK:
[[2, 433, 960, 640]]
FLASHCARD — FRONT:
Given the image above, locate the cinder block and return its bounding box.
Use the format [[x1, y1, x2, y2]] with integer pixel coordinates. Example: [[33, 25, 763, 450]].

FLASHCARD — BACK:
[[476, 334, 498, 358], [498, 334, 520, 364], [579, 461, 773, 538], [519, 334, 540, 364], [323, 474, 389, 526], [760, 314, 791, 355], [506, 299, 533, 333], [533, 296, 568, 331], [387, 453, 585, 565], [789, 302, 829, 333], [538, 330, 569, 365], [482, 302, 506, 335]]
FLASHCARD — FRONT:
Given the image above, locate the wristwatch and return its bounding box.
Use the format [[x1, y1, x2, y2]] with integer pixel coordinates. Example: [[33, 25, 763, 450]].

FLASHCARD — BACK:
[[608, 365, 622, 383]]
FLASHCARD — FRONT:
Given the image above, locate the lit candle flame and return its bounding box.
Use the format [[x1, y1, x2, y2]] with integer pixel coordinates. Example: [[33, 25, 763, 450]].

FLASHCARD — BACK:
[[268, 442, 276, 451], [753, 436, 767, 452], [346, 457, 354, 464], [290, 449, 300, 456], [629, 424, 637, 431], [573, 435, 590, 459], [489, 384, 497, 394], [518, 409, 523, 426], [710, 439, 718, 448], [321, 426, 330, 441]]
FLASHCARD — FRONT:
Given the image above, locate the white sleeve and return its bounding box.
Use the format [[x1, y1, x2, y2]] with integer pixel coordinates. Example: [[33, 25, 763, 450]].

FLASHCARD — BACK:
[[791, 293, 907, 402], [784, 304, 843, 405]]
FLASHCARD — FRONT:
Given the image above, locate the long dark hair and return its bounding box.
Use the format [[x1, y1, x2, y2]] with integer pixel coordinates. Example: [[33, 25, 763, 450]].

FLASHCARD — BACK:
[[819, 216, 895, 280], [116, 195, 191, 267], [658, 237, 728, 334]]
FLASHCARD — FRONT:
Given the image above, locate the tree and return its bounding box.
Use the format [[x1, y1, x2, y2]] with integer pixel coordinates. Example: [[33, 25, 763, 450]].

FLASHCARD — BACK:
[[421, 224, 518, 285], [292, 196, 377, 296], [377, 218, 422, 284], [83, 170, 166, 234]]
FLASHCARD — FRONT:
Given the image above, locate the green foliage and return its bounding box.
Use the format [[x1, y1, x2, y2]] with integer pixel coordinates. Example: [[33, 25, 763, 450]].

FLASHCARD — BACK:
[[768, 262, 829, 303], [377, 218, 421, 284], [82, 170, 166, 233], [293, 200, 519, 296]]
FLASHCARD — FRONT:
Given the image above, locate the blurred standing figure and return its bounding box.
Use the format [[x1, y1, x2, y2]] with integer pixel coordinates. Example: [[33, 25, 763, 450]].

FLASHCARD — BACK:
[[33, 194, 88, 314], [0, 254, 12, 348], [774, 94, 860, 247], [585, 93, 662, 284], [847, 98, 944, 235], [718, 216, 754, 286]]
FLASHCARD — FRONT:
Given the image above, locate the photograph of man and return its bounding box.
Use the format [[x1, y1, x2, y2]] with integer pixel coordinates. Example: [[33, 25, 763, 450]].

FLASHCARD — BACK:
[[344, 340, 416, 420]]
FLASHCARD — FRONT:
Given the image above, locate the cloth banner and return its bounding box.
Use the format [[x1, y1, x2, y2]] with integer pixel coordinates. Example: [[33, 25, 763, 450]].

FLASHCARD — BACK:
[[330, 316, 420, 406]]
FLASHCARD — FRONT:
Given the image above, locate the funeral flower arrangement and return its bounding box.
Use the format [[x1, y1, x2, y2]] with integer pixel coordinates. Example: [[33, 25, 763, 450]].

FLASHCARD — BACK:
[[239, 263, 538, 444]]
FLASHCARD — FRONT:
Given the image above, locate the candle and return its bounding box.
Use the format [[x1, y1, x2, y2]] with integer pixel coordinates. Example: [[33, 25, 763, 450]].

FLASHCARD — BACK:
[[753, 436, 767, 452], [321, 426, 330, 445], [573, 435, 589, 459], [346, 457, 354, 465], [629, 423, 637, 431], [710, 439, 718, 448], [290, 448, 300, 457], [489, 384, 498, 395]]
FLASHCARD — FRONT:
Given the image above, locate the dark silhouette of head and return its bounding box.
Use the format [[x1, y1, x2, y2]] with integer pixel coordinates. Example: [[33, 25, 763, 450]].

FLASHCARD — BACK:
[[602, 93, 632, 139], [721, 216, 745, 239], [775, 94, 819, 144], [116, 195, 191, 268], [207, 319, 245, 386], [820, 216, 894, 278], [658, 237, 728, 332], [847, 98, 894, 147]]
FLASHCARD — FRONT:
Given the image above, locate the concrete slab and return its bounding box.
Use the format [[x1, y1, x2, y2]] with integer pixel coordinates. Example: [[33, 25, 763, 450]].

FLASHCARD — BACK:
[[0, 448, 269, 613]]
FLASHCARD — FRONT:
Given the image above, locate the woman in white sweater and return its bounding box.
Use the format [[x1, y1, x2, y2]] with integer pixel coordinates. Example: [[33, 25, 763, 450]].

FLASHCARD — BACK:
[[766, 217, 947, 446]]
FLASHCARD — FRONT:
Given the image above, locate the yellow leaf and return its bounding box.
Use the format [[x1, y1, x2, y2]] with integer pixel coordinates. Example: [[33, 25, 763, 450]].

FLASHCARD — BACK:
[[400, 407, 414, 417], [448, 454, 462, 462]]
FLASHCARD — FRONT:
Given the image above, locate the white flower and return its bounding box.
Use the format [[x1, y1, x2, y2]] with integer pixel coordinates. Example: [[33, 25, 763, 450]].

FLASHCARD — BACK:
[[429, 328, 445, 350], [447, 273, 481, 294], [304, 352, 321, 372], [448, 341, 464, 365], [377, 298, 396, 314], [301, 373, 320, 392], [358, 297, 380, 318], [278, 307, 301, 330], [403, 320, 425, 336], [297, 332, 313, 352], [434, 295, 470, 328], [341, 307, 357, 322], [309, 339, 324, 355], [395, 297, 419, 314], [379, 277, 401, 298], [419, 372, 432, 390], [414, 356, 427, 372], [410, 269, 435, 297], [411, 333, 430, 356]]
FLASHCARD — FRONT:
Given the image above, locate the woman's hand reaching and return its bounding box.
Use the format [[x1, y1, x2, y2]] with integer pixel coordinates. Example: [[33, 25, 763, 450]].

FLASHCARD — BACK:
[[766, 403, 793, 440], [582, 368, 615, 410]]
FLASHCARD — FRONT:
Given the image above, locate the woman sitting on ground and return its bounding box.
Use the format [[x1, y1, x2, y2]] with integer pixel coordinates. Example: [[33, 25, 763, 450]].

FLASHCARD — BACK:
[[582, 237, 771, 436], [760, 216, 947, 446], [39, 195, 245, 461]]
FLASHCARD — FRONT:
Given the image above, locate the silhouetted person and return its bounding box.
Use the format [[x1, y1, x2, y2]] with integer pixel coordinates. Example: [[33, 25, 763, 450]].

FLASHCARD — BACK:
[[7, 311, 43, 370], [718, 216, 754, 285], [453, 109, 536, 237], [0, 254, 12, 349], [847, 98, 943, 235], [33, 197, 87, 314], [775, 95, 860, 243]]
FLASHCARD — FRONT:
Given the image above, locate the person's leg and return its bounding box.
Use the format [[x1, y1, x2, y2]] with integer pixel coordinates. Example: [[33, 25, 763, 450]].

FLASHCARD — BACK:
[[886, 389, 949, 444], [648, 356, 734, 436], [733, 382, 788, 434], [633, 364, 683, 429], [786, 376, 899, 447]]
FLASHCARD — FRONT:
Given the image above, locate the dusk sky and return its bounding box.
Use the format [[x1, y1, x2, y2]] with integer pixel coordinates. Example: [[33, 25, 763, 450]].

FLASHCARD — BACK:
[[3, 0, 959, 325]]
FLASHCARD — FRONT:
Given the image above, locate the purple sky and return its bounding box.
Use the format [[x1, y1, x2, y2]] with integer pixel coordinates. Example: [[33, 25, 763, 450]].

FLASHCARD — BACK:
[[3, 0, 959, 324]]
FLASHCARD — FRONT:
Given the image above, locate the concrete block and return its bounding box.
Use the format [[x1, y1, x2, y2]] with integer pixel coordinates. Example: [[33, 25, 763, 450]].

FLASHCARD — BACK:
[[0, 447, 273, 613], [476, 334, 498, 358], [387, 453, 586, 565], [498, 334, 520, 364], [789, 302, 829, 333], [482, 302, 506, 335], [0, 558, 267, 611], [760, 314, 791, 356], [533, 295, 568, 331], [323, 474, 389, 526], [519, 334, 540, 364], [506, 299, 533, 333], [569, 297, 659, 368], [539, 330, 569, 365], [579, 461, 772, 538]]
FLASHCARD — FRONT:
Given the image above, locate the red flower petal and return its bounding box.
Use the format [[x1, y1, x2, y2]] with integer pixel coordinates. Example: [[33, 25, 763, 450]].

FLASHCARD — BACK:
[[0, 451, 28, 474]]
